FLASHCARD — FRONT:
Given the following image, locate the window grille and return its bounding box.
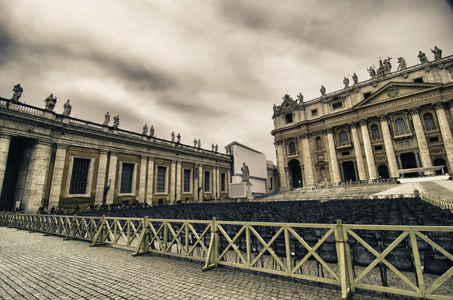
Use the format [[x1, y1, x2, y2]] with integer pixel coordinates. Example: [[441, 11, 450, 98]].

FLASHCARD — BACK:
[[423, 113, 435, 130], [183, 169, 191, 193], [371, 124, 380, 139], [120, 163, 134, 193], [69, 158, 90, 194], [339, 131, 349, 144], [204, 171, 211, 192], [395, 118, 407, 134], [156, 166, 167, 193]]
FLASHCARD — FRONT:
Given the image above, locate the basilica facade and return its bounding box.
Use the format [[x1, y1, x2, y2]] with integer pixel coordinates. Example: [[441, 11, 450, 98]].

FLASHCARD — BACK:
[[0, 97, 231, 212], [272, 51, 453, 190]]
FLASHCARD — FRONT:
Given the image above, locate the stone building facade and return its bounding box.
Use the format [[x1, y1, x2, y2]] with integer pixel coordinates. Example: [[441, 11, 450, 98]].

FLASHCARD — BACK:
[[272, 53, 453, 190], [0, 99, 231, 212]]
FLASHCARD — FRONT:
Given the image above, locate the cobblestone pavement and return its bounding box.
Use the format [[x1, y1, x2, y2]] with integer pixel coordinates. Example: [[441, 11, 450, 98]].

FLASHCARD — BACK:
[[0, 227, 420, 300]]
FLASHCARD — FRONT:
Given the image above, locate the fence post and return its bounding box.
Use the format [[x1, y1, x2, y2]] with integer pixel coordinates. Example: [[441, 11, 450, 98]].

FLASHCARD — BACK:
[[203, 217, 219, 271], [64, 215, 77, 240], [133, 216, 150, 256], [335, 219, 351, 299], [91, 215, 107, 246]]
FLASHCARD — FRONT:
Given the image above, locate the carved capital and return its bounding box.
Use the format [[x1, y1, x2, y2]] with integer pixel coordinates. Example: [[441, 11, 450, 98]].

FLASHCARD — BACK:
[[274, 139, 283, 146], [348, 122, 358, 128], [378, 114, 388, 122], [408, 107, 420, 115], [326, 128, 334, 134], [300, 133, 309, 139], [359, 119, 368, 126], [433, 101, 445, 110]]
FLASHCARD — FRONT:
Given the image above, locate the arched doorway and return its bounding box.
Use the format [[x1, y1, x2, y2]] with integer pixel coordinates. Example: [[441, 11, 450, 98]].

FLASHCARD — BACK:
[[433, 158, 448, 175], [341, 161, 356, 181], [378, 165, 390, 179], [288, 159, 303, 188], [400, 152, 419, 178]]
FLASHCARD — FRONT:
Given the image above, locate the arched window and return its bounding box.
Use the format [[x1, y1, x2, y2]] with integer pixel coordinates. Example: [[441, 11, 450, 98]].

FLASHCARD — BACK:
[[395, 118, 407, 134], [315, 136, 323, 149], [371, 124, 380, 139], [423, 113, 435, 130], [289, 141, 296, 154], [339, 131, 349, 144]]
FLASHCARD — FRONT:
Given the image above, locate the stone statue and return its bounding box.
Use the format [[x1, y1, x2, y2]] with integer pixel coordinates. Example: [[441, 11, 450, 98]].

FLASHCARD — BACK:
[[62, 99, 72, 116], [197, 139, 201, 148], [150, 125, 154, 137], [171, 132, 175, 142], [297, 93, 303, 103], [377, 59, 385, 76], [113, 115, 120, 128], [11, 84, 23, 102], [352, 73, 358, 85], [211, 143, 215, 151], [44, 93, 57, 111], [177, 133, 181, 143], [193, 138, 197, 147], [418, 51, 429, 63], [383, 57, 392, 73], [343, 77, 349, 88], [142, 124, 148, 135], [241, 163, 250, 182], [103, 112, 110, 126], [320, 85, 326, 96], [367, 66, 376, 78], [431, 46, 442, 61], [397, 57, 407, 70], [215, 144, 218, 152]]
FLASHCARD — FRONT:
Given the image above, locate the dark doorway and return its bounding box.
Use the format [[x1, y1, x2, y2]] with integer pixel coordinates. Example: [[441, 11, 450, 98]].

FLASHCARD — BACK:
[[433, 158, 448, 175], [378, 165, 390, 179], [342, 161, 356, 181], [400, 152, 418, 177], [288, 159, 303, 188], [0, 137, 31, 211]]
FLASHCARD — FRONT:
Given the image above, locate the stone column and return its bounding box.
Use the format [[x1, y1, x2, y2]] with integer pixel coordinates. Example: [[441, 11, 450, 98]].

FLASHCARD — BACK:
[[48, 144, 68, 208], [397, 154, 402, 169], [349, 122, 367, 180], [409, 107, 434, 174], [353, 160, 359, 180], [339, 162, 344, 182], [301, 133, 315, 186], [326, 128, 341, 184], [414, 151, 422, 176], [226, 168, 231, 197], [175, 161, 182, 202], [198, 164, 203, 202], [138, 156, 147, 203], [378, 115, 399, 178], [94, 150, 108, 205], [106, 153, 117, 205], [212, 166, 217, 200], [22, 141, 52, 212], [145, 158, 154, 205], [0, 135, 11, 199], [359, 119, 378, 180], [169, 160, 176, 204], [215, 167, 220, 199], [275, 141, 288, 189], [434, 101, 453, 171]]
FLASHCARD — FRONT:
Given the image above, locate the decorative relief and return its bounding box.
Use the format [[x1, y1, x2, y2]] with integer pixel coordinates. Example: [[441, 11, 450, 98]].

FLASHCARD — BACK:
[[376, 156, 386, 161], [359, 119, 368, 125], [378, 114, 388, 121], [433, 101, 444, 110], [397, 140, 412, 148], [431, 148, 443, 154], [408, 107, 420, 115], [424, 67, 431, 73], [387, 85, 399, 98], [402, 73, 409, 79]]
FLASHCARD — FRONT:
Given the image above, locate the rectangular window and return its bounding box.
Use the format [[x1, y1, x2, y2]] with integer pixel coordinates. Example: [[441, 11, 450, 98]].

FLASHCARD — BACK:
[[156, 166, 167, 193], [183, 169, 191, 193], [311, 109, 318, 117], [69, 158, 91, 194], [413, 77, 424, 83], [429, 136, 439, 143], [285, 113, 293, 123], [204, 171, 211, 192], [120, 163, 134, 193], [341, 151, 350, 156], [220, 173, 226, 192], [269, 177, 273, 190], [332, 102, 343, 110], [374, 145, 383, 151], [363, 92, 372, 99]]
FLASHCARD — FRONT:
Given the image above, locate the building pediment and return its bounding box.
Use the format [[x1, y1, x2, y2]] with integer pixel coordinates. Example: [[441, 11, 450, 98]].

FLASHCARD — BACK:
[[353, 82, 442, 109]]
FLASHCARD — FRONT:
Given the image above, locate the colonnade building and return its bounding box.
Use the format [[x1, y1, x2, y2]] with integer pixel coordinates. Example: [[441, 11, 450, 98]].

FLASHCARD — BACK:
[[0, 97, 232, 212], [272, 53, 453, 190]]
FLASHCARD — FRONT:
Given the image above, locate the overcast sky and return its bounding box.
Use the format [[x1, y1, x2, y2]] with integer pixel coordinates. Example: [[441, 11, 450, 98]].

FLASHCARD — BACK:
[[1, 0, 453, 163]]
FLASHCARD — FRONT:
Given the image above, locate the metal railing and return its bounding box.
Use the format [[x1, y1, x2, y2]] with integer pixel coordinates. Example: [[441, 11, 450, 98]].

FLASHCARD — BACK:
[[1, 212, 452, 299]]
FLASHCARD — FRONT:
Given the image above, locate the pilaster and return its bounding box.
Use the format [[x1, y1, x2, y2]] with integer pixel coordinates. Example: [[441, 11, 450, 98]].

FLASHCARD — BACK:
[[409, 107, 434, 174], [433, 102, 453, 170], [94, 150, 109, 205], [378, 115, 399, 178], [106, 153, 118, 205], [301, 133, 315, 186], [326, 128, 341, 183], [176, 161, 182, 202], [359, 119, 378, 180], [170, 160, 176, 204], [138, 156, 148, 203], [0, 135, 11, 199], [145, 158, 154, 205], [349, 122, 367, 180], [48, 144, 68, 208]]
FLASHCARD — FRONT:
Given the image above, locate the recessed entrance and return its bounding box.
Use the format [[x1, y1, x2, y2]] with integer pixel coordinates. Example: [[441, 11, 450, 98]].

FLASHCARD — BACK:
[[288, 159, 303, 188], [341, 161, 356, 182], [399, 152, 419, 177], [378, 165, 390, 179], [433, 158, 448, 174]]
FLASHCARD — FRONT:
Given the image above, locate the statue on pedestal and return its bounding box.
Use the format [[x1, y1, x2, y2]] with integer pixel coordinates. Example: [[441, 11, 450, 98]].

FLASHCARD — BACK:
[[197, 139, 201, 148], [241, 163, 250, 183], [11, 84, 23, 102], [215, 144, 218, 152], [171, 132, 175, 142], [44, 93, 57, 111], [193, 138, 197, 147], [113, 115, 120, 128], [177, 133, 181, 143], [320, 85, 326, 96], [431, 46, 442, 61], [352, 73, 358, 85], [418, 51, 429, 64], [142, 124, 148, 135], [297, 93, 303, 103], [397, 57, 407, 70], [62, 99, 72, 116], [343, 77, 349, 88], [367, 66, 376, 78], [103, 112, 110, 126], [150, 125, 154, 137]]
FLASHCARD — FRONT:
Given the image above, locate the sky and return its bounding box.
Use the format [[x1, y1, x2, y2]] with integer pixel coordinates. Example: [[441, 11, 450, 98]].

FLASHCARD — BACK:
[[1, 0, 453, 163]]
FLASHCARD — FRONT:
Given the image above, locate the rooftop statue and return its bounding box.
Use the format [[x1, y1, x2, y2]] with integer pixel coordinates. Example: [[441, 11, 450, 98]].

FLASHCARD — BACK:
[[367, 66, 376, 78], [397, 57, 407, 70], [215, 144, 218, 152], [44, 93, 57, 111], [377, 59, 385, 76], [431, 46, 442, 61], [197, 139, 201, 148], [383, 57, 392, 73], [241, 163, 250, 183], [142, 124, 148, 135], [11, 84, 23, 102], [103, 112, 110, 126], [418, 51, 429, 64], [212, 143, 215, 151], [352, 73, 358, 85], [171, 131, 175, 142], [193, 138, 197, 147], [297, 93, 303, 103], [113, 115, 120, 128], [320, 85, 326, 96], [62, 99, 72, 116], [150, 125, 154, 137], [343, 77, 349, 88], [177, 133, 181, 143]]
